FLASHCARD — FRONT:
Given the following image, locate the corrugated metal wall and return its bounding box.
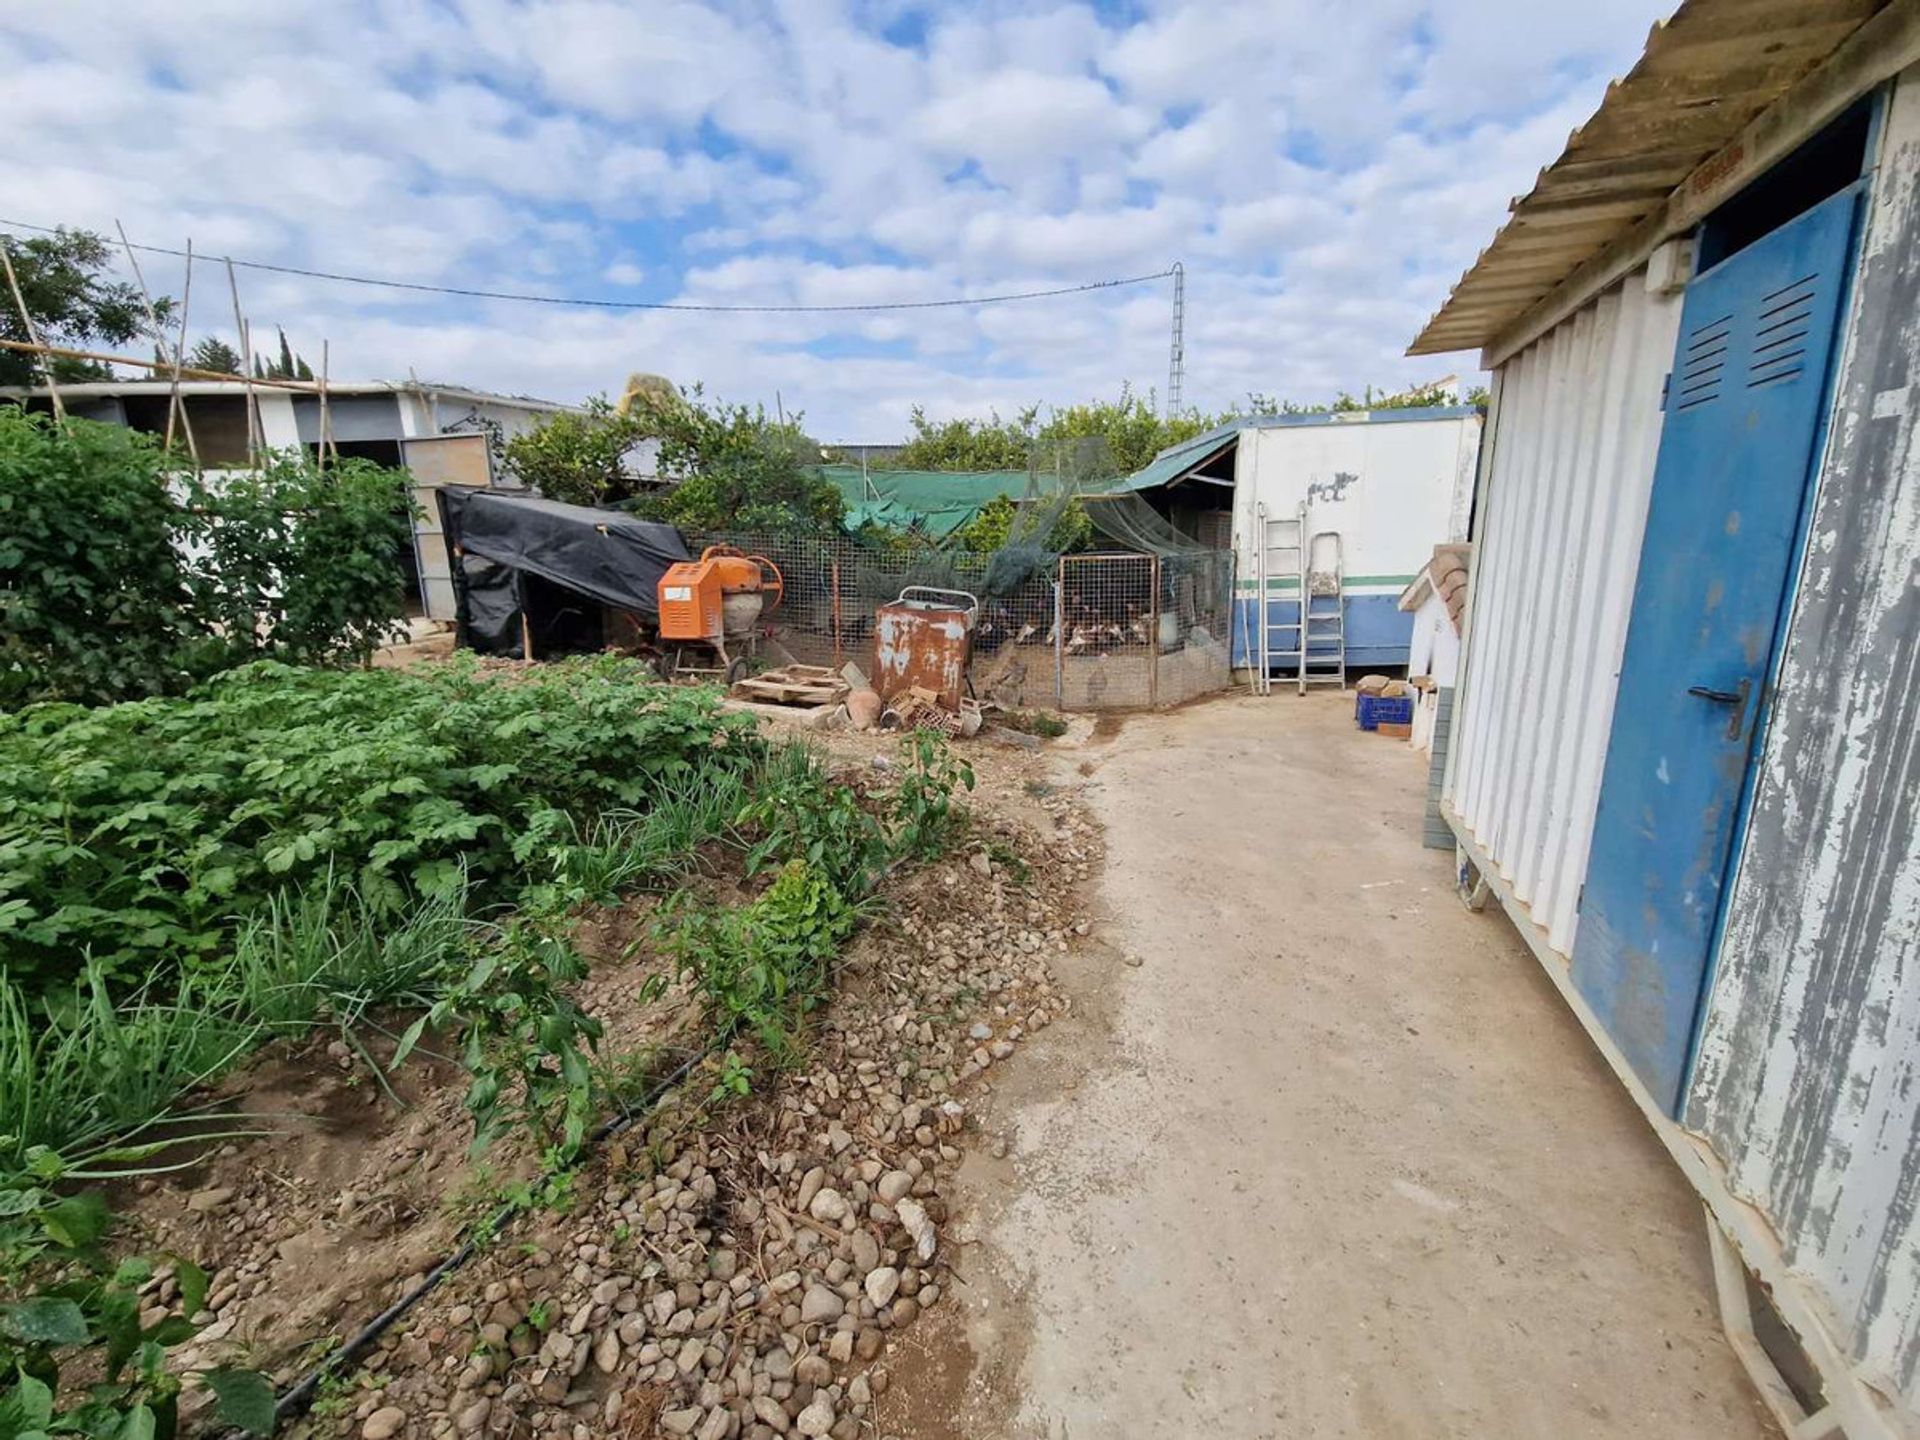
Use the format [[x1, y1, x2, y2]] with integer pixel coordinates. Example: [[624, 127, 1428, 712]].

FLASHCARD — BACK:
[[1687, 69, 1920, 1406], [1444, 271, 1681, 956]]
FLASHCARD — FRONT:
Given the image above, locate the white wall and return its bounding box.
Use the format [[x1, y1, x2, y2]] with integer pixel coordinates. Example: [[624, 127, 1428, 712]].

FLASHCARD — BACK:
[[1407, 592, 1460, 686], [1231, 412, 1480, 600], [1445, 269, 1681, 957]]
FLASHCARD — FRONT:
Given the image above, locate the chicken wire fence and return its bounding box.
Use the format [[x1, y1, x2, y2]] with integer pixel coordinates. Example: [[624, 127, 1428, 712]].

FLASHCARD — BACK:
[[684, 532, 1232, 711]]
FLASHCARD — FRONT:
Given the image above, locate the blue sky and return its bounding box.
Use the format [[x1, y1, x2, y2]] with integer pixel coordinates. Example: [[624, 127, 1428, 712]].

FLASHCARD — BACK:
[[0, 0, 1673, 440]]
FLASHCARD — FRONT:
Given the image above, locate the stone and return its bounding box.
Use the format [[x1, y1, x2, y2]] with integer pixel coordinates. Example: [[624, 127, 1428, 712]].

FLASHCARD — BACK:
[[593, 1329, 620, 1373], [846, 690, 882, 732], [800, 1284, 844, 1324], [808, 1188, 848, 1224], [848, 1230, 880, 1274], [864, 1267, 900, 1308], [661, 1407, 704, 1436], [456, 1399, 491, 1435], [696, 1407, 732, 1440], [796, 1395, 836, 1438], [362, 1408, 407, 1440], [797, 1167, 827, 1213], [752, 1395, 791, 1433], [187, 1187, 234, 1214], [895, 1199, 936, 1262], [875, 1171, 914, 1205]]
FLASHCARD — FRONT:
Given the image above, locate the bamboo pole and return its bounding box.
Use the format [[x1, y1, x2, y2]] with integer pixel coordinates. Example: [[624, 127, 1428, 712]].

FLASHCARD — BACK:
[[225, 257, 261, 464], [115, 221, 198, 467], [0, 238, 64, 424], [0, 338, 321, 390], [170, 239, 199, 461]]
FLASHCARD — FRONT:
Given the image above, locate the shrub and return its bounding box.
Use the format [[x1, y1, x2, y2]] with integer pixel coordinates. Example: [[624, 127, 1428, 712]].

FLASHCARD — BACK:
[[0, 408, 418, 707], [0, 408, 205, 707]]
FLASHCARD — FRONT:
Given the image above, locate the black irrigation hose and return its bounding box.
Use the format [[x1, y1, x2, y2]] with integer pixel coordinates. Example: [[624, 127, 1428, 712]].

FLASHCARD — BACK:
[[259, 1045, 712, 1432]]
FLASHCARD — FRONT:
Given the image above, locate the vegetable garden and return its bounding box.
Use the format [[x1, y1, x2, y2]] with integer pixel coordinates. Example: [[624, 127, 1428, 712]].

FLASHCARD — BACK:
[[0, 411, 1010, 1440]]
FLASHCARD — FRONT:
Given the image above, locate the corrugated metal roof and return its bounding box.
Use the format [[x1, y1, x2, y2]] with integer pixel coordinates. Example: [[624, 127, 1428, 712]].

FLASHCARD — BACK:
[[1106, 404, 1483, 495], [1408, 0, 1887, 357]]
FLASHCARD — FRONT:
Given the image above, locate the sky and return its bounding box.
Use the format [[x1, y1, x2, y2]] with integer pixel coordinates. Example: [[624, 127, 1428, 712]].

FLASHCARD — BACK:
[[0, 0, 1674, 441]]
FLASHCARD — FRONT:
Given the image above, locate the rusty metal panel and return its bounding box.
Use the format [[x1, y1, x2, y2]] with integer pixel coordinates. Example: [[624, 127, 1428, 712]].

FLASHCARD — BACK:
[[872, 590, 974, 709], [1686, 74, 1920, 1409], [1443, 267, 1681, 957]]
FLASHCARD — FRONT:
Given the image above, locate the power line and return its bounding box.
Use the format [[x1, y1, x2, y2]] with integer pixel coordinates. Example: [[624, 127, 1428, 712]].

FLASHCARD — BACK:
[[0, 217, 1174, 314]]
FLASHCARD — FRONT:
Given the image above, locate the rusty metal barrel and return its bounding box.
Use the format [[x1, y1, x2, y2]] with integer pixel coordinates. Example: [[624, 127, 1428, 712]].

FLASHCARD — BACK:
[[873, 586, 978, 711]]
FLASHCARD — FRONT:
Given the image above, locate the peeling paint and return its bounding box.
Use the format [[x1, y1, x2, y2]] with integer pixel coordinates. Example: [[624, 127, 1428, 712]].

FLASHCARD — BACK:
[[1687, 83, 1920, 1407]]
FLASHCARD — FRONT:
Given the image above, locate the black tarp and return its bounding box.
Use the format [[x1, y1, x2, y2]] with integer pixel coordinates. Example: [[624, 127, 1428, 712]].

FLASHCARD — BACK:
[[437, 488, 689, 656]]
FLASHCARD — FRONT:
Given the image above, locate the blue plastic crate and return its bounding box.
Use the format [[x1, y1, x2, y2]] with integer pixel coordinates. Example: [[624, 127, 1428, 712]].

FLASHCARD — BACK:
[[1356, 692, 1414, 731]]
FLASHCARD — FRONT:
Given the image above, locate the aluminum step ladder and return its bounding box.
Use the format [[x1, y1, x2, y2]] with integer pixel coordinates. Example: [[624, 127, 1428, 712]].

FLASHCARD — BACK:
[[1253, 502, 1304, 696], [1299, 528, 1347, 693]]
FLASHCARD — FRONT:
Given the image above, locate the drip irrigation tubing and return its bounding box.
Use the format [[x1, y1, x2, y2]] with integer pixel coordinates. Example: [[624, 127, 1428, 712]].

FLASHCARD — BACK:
[[257, 1043, 712, 1431]]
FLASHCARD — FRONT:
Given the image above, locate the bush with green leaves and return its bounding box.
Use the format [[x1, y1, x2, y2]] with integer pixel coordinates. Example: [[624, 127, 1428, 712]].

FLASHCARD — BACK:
[[0, 408, 206, 708], [0, 408, 417, 708], [501, 385, 843, 532], [192, 453, 417, 668], [0, 656, 761, 995]]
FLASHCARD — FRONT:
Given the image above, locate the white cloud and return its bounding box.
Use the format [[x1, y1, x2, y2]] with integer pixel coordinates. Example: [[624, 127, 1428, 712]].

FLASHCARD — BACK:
[[0, 0, 1678, 439]]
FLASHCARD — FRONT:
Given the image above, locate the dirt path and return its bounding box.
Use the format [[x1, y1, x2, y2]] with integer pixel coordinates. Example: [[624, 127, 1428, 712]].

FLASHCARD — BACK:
[[904, 694, 1772, 1439]]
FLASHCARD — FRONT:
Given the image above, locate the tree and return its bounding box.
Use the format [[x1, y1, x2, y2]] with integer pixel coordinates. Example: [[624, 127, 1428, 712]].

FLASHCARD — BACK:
[[0, 228, 167, 387], [500, 397, 647, 506], [891, 406, 1039, 472], [503, 386, 845, 533], [186, 336, 243, 375], [636, 385, 842, 533], [255, 325, 314, 380], [894, 388, 1213, 477]]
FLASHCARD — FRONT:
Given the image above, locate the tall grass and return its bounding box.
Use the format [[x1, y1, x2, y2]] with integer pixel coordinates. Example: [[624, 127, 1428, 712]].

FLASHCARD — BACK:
[[0, 874, 473, 1175], [548, 766, 754, 904]]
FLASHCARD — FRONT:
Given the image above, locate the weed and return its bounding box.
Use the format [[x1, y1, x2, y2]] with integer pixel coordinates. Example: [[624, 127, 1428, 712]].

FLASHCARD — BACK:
[[709, 1051, 755, 1103]]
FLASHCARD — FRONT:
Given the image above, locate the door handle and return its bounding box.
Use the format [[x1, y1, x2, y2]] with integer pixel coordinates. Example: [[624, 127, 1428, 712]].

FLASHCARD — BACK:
[[1687, 678, 1752, 740]]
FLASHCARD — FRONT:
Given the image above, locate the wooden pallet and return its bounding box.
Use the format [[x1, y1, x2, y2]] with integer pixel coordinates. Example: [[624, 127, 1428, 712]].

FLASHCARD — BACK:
[[730, 664, 850, 707]]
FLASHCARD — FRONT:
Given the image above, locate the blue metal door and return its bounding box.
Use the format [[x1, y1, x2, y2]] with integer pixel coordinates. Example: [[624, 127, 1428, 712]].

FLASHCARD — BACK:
[[1572, 185, 1861, 1115]]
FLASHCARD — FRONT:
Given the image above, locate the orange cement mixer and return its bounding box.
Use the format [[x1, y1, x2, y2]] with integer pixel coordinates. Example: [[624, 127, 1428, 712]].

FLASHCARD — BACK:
[[656, 544, 783, 684]]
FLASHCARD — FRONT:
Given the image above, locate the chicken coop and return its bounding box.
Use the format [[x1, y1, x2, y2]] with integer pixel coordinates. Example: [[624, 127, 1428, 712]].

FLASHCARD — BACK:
[[684, 530, 1232, 712]]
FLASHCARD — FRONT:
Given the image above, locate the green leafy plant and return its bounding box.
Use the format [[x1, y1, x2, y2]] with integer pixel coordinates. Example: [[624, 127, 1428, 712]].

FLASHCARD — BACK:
[[0, 409, 416, 709], [892, 732, 976, 862], [0, 1174, 273, 1439], [394, 913, 604, 1160], [737, 743, 891, 898], [0, 655, 760, 994], [709, 1051, 754, 1104], [661, 860, 860, 1062]]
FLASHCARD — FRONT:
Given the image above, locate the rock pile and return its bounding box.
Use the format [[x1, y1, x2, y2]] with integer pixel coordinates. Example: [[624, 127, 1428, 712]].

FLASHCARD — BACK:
[[297, 787, 1101, 1440]]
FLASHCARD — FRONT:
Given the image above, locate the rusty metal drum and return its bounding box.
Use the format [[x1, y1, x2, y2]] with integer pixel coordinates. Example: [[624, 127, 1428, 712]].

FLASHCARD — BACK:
[[873, 586, 978, 709]]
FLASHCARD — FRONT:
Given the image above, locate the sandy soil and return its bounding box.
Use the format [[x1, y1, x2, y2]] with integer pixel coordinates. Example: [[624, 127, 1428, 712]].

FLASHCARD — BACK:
[[909, 692, 1774, 1439]]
